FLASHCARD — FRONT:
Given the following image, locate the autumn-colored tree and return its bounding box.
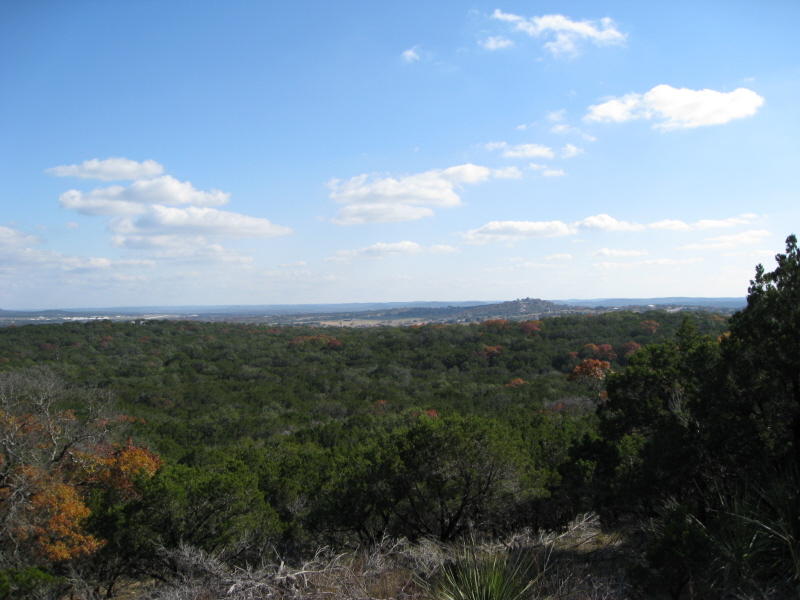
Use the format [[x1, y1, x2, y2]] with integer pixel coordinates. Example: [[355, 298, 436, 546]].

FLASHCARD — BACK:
[[505, 378, 528, 388], [639, 320, 660, 335], [0, 368, 160, 579], [568, 359, 612, 395], [621, 341, 642, 356], [595, 343, 617, 361], [519, 320, 542, 334]]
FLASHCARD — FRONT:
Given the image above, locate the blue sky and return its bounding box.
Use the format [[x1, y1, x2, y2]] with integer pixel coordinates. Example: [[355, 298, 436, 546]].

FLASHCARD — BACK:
[[1, 1, 798, 309]]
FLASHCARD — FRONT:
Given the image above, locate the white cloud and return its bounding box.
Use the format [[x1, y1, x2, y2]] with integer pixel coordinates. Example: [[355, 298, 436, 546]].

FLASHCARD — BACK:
[[463, 220, 576, 243], [46, 157, 164, 181], [561, 143, 583, 158], [328, 164, 495, 225], [501, 143, 554, 159], [110, 205, 292, 239], [593, 248, 649, 257], [325, 241, 458, 263], [64, 221, 80, 230], [679, 229, 771, 250], [649, 214, 755, 230], [585, 85, 765, 130], [576, 214, 644, 231], [595, 257, 703, 269], [545, 253, 572, 260], [0, 225, 131, 273], [542, 168, 565, 177], [59, 175, 231, 216], [332, 204, 435, 225], [402, 47, 420, 62], [492, 10, 626, 56], [648, 219, 693, 231], [492, 166, 523, 179], [0, 225, 41, 248], [111, 233, 252, 264], [480, 36, 514, 50], [59, 190, 149, 216]]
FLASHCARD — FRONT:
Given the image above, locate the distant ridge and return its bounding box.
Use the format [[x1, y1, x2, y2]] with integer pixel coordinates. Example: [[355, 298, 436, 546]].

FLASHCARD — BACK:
[[553, 297, 746, 309], [0, 297, 742, 326]]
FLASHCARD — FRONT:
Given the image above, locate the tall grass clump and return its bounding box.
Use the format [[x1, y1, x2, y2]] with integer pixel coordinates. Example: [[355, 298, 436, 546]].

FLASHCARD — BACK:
[[420, 546, 546, 600]]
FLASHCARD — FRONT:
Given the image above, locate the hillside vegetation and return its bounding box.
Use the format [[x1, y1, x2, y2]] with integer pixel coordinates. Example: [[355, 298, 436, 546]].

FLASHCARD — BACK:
[[1, 236, 798, 599]]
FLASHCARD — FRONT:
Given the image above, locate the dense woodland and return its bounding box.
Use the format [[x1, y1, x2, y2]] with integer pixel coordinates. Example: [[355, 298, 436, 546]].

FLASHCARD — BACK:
[[1, 236, 798, 599]]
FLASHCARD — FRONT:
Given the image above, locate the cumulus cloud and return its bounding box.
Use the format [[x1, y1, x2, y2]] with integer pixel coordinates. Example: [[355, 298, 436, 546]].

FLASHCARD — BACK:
[[545, 253, 572, 260], [46, 158, 164, 181], [110, 205, 292, 239], [679, 229, 771, 250], [561, 143, 583, 158], [492, 10, 626, 56], [59, 175, 231, 216], [585, 85, 764, 130], [480, 36, 514, 50], [593, 248, 649, 257], [48, 160, 293, 270], [542, 168, 565, 177], [463, 220, 576, 243], [576, 214, 644, 231], [329, 164, 496, 225], [325, 241, 459, 263], [402, 47, 420, 62]]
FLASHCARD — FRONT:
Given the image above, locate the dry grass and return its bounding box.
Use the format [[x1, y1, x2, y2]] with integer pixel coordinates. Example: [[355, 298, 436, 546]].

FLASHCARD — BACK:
[[131, 514, 636, 600]]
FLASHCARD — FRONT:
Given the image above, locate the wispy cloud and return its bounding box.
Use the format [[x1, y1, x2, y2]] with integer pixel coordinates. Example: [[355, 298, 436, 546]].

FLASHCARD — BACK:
[[594, 257, 703, 269], [679, 229, 771, 250], [491, 10, 626, 56], [649, 214, 756, 230], [480, 36, 514, 50], [463, 220, 576, 243], [401, 47, 420, 62], [46, 158, 164, 181], [593, 248, 648, 257], [561, 143, 583, 158], [585, 85, 764, 130], [486, 142, 555, 159], [109, 205, 292, 239], [576, 214, 644, 232], [326, 241, 459, 263]]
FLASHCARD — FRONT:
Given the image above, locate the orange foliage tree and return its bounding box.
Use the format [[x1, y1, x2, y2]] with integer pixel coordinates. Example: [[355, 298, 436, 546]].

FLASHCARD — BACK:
[[639, 320, 660, 334], [568, 359, 612, 395], [0, 368, 160, 571]]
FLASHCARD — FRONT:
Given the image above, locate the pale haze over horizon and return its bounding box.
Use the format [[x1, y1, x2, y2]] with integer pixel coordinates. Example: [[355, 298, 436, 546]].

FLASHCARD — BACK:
[[1, 1, 798, 310]]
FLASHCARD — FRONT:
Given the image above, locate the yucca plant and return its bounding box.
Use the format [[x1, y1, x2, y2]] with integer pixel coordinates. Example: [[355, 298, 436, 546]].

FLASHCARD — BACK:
[[421, 547, 546, 600]]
